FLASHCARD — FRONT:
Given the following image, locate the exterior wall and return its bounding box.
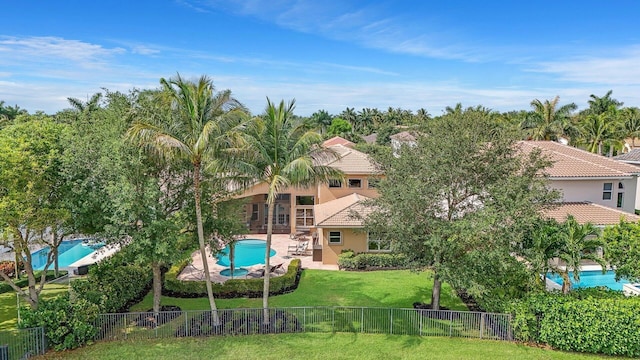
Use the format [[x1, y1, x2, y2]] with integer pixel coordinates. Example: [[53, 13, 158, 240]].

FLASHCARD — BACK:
[[321, 228, 368, 265], [317, 175, 381, 203], [549, 177, 638, 214]]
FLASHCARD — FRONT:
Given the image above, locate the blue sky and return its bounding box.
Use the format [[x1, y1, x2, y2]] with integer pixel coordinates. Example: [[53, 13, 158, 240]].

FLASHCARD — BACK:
[[2, 0, 640, 116]]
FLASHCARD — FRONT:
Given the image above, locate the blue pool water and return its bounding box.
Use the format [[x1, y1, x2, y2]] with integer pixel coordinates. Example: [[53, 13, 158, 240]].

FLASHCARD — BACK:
[[216, 239, 276, 267], [31, 239, 104, 270], [547, 270, 629, 291]]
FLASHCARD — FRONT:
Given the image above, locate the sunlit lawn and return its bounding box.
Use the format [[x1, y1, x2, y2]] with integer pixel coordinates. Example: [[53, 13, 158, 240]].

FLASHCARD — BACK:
[[130, 269, 467, 312], [0, 283, 69, 330], [37, 333, 606, 360]]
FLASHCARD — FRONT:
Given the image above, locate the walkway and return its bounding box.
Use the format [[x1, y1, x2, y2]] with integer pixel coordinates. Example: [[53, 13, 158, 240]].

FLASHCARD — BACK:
[[178, 233, 338, 283]]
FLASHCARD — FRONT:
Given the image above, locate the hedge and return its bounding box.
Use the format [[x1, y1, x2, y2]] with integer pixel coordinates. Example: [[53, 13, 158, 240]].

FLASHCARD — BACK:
[[0, 270, 69, 294], [337, 250, 408, 270], [164, 258, 302, 298], [70, 252, 152, 313], [506, 289, 640, 357]]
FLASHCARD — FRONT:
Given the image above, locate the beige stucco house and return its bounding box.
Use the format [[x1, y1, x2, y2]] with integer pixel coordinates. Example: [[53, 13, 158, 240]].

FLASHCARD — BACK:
[[237, 140, 381, 265]]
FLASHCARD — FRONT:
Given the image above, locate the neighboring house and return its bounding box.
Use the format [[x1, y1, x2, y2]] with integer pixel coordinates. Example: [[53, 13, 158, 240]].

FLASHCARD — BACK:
[[389, 131, 416, 155], [237, 138, 380, 264], [322, 136, 355, 148], [362, 133, 377, 144], [519, 141, 640, 215], [614, 149, 640, 211], [544, 202, 640, 227]]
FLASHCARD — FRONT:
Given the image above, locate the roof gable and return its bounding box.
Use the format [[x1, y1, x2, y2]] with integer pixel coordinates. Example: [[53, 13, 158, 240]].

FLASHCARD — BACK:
[[315, 193, 372, 227], [324, 144, 379, 174], [543, 202, 640, 226], [323, 136, 354, 148]]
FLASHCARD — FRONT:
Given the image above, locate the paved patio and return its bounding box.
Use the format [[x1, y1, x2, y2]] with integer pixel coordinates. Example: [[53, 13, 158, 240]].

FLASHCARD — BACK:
[[178, 233, 338, 283]]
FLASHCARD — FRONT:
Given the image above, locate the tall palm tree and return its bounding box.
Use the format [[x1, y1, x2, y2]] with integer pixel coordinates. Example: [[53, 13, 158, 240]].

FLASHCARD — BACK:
[[621, 107, 640, 147], [587, 90, 623, 115], [128, 74, 247, 320], [523, 96, 577, 141], [554, 216, 604, 294], [578, 111, 622, 155], [241, 98, 343, 325]]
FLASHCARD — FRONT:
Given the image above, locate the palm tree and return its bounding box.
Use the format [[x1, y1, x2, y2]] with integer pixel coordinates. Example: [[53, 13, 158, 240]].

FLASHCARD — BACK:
[[621, 107, 640, 147], [241, 98, 343, 325], [554, 216, 604, 294], [522, 221, 563, 289], [522, 96, 577, 141], [578, 111, 622, 155], [128, 74, 247, 320], [587, 90, 623, 115]]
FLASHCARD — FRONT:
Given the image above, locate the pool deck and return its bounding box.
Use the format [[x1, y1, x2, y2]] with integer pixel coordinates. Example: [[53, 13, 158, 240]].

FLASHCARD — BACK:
[[178, 233, 338, 283]]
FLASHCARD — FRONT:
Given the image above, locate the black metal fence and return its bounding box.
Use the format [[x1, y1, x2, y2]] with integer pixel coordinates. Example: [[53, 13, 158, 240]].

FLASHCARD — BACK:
[[95, 307, 512, 342], [0, 327, 46, 360]]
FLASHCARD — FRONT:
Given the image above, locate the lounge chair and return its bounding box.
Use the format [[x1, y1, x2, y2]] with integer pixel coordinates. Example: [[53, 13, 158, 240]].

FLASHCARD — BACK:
[[293, 240, 309, 256], [246, 268, 265, 278], [270, 263, 285, 274]]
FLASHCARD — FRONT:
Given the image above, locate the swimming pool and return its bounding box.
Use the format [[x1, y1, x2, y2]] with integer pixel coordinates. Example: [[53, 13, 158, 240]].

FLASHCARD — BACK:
[[31, 239, 104, 270], [547, 270, 629, 291], [216, 239, 276, 267]]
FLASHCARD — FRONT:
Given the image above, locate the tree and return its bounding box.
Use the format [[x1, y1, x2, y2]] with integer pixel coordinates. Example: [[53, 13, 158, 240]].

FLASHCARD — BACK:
[[603, 220, 640, 282], [520, 220, 564, 289], [309, 110, 333, 135], [364, 109, 557, 309], [241, 98, 343, 324], [0, 117, 69, 309], [621, 107, 640, 147], [522, 96, 577, 141], [553, 216, 604, 294], [586, 90, 623, 115], [327, 117, 352, 137], [578, 111, 621, 155], [127, 74, 248, 320]]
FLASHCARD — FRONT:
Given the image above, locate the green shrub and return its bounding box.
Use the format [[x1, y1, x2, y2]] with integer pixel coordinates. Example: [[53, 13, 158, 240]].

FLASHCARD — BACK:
[[0, 270, 68, 294], [164, 259, 301, 298], [505, 290, 640, 357], [71, 253, 152, 313], [337, 251, 407, 270], [19, 294, 99, 351]]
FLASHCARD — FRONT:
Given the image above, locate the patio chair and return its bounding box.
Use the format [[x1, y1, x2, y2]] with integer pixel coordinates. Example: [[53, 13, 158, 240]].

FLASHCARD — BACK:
[[270, 263, 285, 274], [246, 268, 265, 278], [287, 241, 299, 255], [294, 240, 309, 256]]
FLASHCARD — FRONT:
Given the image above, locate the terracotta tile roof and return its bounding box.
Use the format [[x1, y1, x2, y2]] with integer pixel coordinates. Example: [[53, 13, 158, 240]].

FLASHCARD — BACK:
[[543, 202, 640, 226], [614, 149, 640, 163], [323, 144, 379, 174], [518, 141, 640, 178], [322, 136, 354, 148], [315, 193, 372, 227], [390, 131, 416, 142]]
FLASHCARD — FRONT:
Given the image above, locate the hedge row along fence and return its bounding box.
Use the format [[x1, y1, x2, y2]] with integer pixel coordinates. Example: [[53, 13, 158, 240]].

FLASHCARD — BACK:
[[164, 258, 302, 298], [337, 250, 408, 271], [507, 290, 640, 358]]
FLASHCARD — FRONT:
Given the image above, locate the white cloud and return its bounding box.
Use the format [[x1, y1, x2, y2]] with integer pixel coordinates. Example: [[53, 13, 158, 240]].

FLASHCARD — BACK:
[[528, 46, 640, 85]]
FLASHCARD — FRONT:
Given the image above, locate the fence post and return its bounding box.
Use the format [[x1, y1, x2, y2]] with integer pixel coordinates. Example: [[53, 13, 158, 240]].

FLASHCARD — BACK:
[[41, 326, 46, 354], [332, 307, 335, 333], [389, 309, 393, 334], [303, 307, 306, 332], [419, 310, 423, 336], [361, 308, 364, 333], [479, 313, 485, 339], [449, 311, 453, 337]]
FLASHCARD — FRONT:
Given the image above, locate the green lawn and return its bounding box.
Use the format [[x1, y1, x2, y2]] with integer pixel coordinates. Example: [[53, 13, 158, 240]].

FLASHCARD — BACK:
[[37, 333, 606, 360], [0, 283, 69, 330], [130, 269, 467, 312]]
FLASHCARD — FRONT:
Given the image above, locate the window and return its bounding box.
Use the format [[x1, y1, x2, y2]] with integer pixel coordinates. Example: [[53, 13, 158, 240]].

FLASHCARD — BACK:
[[295, 208, 314, 227], [618, 192, 624, 208], [619, 182, 625, 189], [367, 178, 380, 189], [296, 196, 315, 205], [367, 232, 391, 252], [348, 179, 362, 188], [251, 204, 259, 221], [328, 231, 342, 245], [603, 183, 613, 200], [329, 179, 342, 188]]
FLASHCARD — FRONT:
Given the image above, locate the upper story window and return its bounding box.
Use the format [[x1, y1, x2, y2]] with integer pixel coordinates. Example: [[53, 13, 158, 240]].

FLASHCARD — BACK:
[[619, 182, 624, 189], [296, 196, 314, 205], [603, 183, 613, 200], [348, 179, 362, 188], [329, 179, 342, 188]]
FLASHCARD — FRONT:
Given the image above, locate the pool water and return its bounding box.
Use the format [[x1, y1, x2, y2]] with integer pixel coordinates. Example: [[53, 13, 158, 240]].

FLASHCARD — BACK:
[[216, 239, 276, 267], [547, 270, 629, 291], [31, 239, 104, 270], [220, 268, 249, 277]]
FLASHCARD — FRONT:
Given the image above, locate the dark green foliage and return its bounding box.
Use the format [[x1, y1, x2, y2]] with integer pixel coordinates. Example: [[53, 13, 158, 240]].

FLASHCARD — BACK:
[[603, 220, 640, 282], [164, 259, 301, 298], [337, 251, 408, 270], [19, 293, 99, 351], [71, 253, 152, 313], [0, 270, 67, 294], [506, 290, 639, 357]]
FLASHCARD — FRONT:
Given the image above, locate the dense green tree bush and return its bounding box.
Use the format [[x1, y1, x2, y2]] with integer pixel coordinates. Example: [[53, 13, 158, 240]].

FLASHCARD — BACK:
[[19, 294, 100, 351]]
